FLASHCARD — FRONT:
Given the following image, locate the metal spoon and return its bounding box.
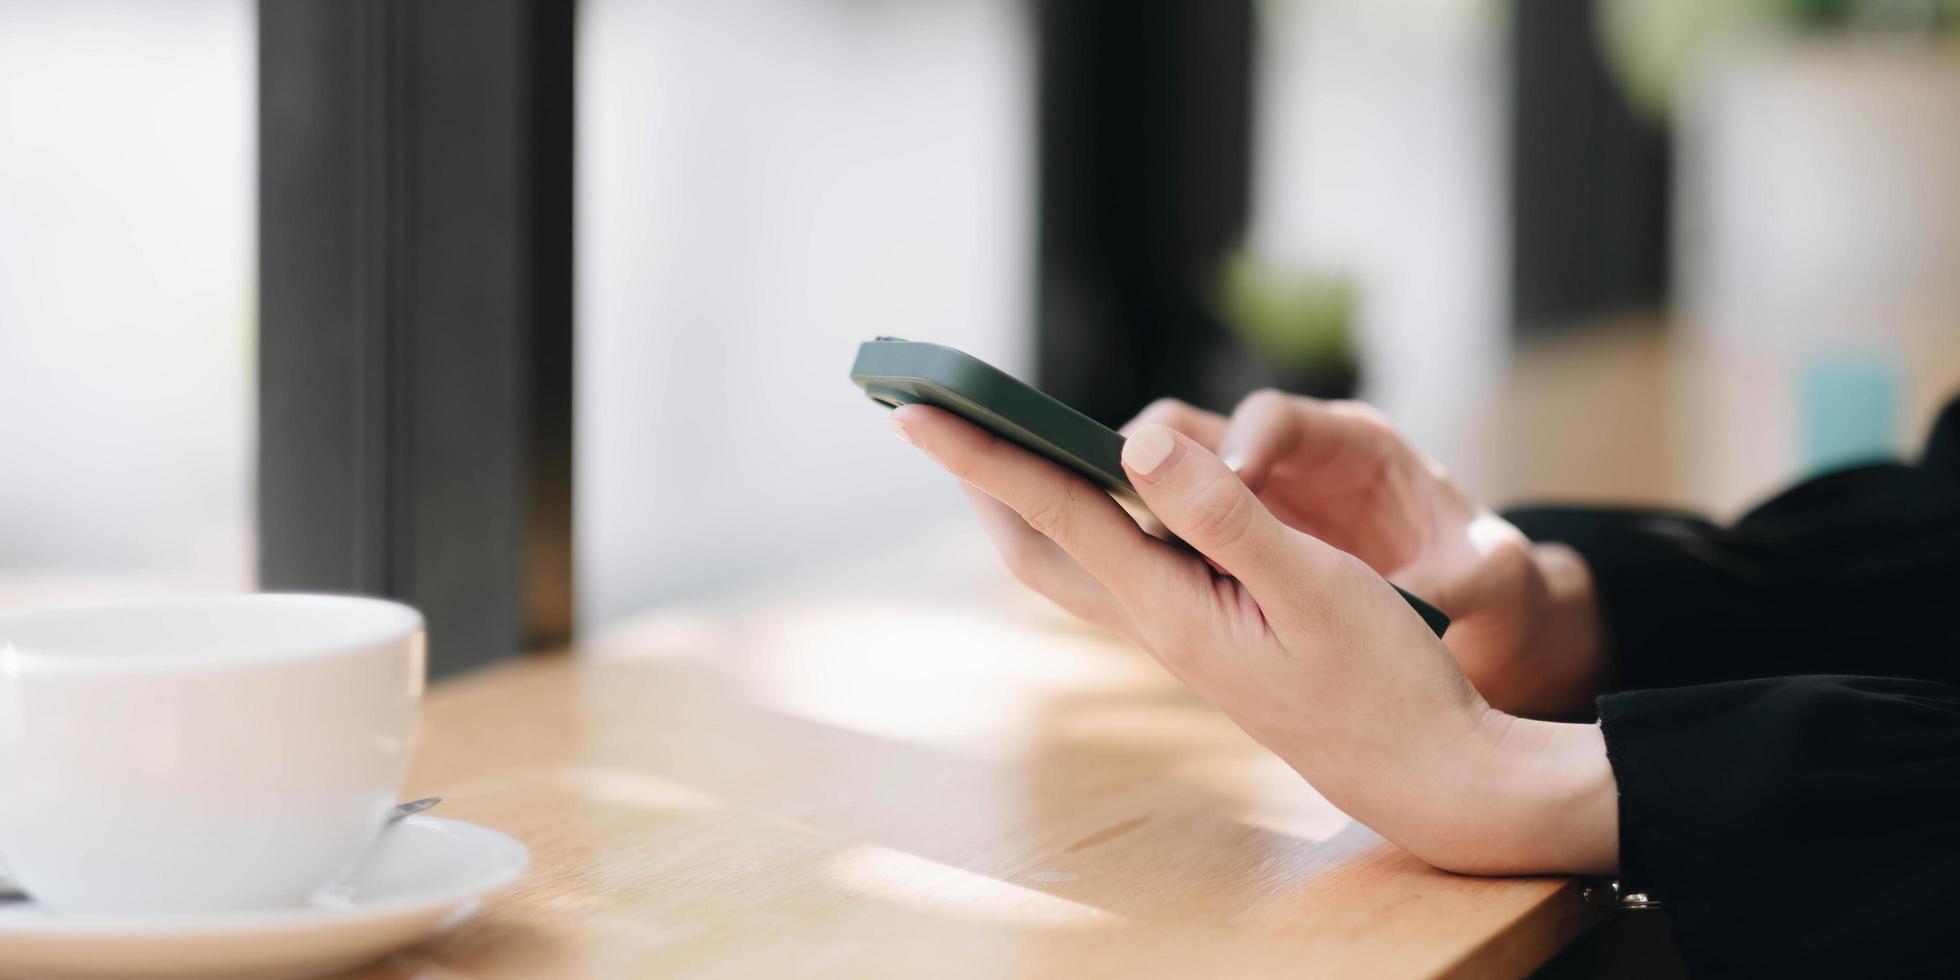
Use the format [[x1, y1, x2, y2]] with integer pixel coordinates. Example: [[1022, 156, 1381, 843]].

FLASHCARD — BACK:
[[0, 796, 443, 904], [390, 796, 442, 821]]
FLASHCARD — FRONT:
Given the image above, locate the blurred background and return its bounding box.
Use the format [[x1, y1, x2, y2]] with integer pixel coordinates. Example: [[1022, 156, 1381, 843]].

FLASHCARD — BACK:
[[3, 0, 1957, 668]]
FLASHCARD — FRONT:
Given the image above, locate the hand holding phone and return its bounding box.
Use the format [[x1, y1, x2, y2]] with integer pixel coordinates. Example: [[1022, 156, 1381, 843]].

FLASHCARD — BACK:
[[850, 337, 1449, 637]]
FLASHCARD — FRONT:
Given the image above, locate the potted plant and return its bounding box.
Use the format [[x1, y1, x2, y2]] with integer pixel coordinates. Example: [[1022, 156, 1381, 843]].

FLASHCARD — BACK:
[[1210, 250, 1364, 400]]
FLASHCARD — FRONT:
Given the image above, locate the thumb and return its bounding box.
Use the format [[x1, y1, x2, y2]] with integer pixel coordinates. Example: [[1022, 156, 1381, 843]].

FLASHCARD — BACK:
[[1121, 424, 1336, 595]]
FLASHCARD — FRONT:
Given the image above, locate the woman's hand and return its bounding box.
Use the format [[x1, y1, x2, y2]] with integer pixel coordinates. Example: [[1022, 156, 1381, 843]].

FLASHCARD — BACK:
[[890, 405, 1617, 876], [1123, 393, 1608, 719]]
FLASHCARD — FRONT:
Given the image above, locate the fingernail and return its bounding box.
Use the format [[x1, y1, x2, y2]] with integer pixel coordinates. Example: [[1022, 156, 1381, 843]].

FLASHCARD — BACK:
[[1122, 424, 1179, 483], [887, 418, 913, 445], [1221, 451, 1246, 473]]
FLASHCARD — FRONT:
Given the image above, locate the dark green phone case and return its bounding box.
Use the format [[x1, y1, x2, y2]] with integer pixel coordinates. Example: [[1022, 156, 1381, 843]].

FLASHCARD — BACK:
[[851, 337, 1449, 638]]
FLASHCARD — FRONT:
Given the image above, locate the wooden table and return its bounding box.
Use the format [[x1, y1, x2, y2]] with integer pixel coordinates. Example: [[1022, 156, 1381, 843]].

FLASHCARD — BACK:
[[358, 540, 1601, 978]]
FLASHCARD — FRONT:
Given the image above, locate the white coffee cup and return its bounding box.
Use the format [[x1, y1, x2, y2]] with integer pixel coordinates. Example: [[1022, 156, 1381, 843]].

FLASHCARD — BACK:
[[0, 594, 425, 914]]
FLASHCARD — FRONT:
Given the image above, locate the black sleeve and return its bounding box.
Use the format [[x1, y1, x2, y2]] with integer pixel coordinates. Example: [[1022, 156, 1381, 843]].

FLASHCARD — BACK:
[[1600, 675, 1960, 977], [1503, 397, 1960, 692]]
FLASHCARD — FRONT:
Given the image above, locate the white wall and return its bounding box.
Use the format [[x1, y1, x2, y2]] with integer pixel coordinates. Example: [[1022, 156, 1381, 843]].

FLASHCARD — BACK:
[[1671, 40, 1960, 514], [1249, 0, 1510, 487], [0, 0, 254, 599], [577, 0, 1032, 626]]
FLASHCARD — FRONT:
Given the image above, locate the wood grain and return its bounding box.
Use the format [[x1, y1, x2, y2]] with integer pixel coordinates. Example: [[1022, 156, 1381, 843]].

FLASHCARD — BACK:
[[353, 548, 1599, 978]]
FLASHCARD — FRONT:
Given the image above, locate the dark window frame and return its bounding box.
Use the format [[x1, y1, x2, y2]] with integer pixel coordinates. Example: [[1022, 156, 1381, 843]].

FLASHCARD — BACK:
[[1509, 0, 1671, 335], [258, 0, 573, 677], [1033, 0, 1256, 425], [259, 0, 1263, 674]]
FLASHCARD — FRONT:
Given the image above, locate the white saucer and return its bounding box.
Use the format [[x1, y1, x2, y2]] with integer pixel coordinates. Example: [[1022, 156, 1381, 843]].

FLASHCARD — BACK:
[[0, 816, 528, 980]]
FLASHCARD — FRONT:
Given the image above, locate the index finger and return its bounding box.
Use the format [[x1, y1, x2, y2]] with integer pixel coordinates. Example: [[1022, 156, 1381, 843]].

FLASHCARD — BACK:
[[1214, 390, 1402, 493], [892, 404, 1209, 619], [1119, 397, 1228, 450]]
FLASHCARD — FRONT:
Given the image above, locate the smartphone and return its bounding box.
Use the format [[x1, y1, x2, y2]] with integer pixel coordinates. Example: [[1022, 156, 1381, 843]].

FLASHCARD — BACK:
[[851, 337, 1449, 637]]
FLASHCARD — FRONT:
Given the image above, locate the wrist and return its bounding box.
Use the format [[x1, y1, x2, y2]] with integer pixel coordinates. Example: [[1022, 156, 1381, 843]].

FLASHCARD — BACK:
[[1394, 708, 1618, 876], [1516, 543, 1610, 717], [1470, 713, 1619, 875]]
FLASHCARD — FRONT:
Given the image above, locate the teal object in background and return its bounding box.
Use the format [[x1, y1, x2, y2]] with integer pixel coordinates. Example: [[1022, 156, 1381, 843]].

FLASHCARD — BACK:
[[1800, 351, 1901, 474]]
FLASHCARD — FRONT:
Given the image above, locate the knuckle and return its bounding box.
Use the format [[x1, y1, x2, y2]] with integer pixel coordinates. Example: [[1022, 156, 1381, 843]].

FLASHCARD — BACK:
[[1133, 397, 1198, 432], [1235, 387, 1291, 418], [1432, 465, 1472, 501], [1330, 400, 1398, 438], [1328, 401, 1408, 470], [1020, 490, 1073, 543], [1184, 475, 1255, 549]]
